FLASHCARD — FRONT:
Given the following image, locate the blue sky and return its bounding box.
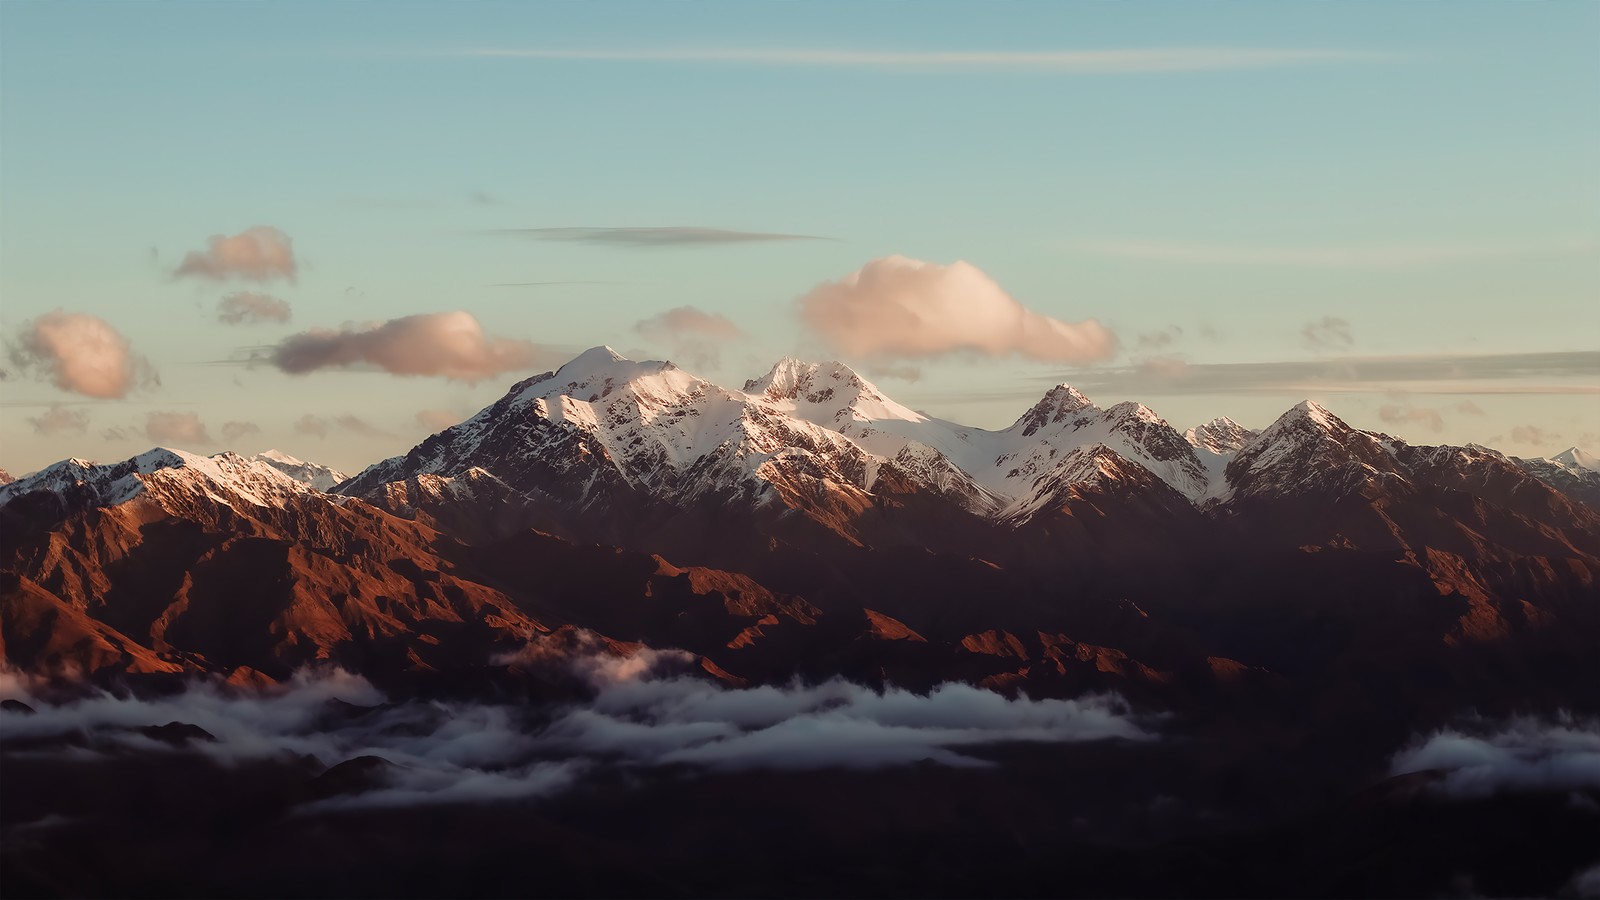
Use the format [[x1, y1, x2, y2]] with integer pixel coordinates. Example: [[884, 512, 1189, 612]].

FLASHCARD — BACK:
[[2, 1, 1596, 473]]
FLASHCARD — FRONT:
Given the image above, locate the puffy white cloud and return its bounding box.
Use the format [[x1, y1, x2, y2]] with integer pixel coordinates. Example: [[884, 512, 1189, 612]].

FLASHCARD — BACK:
[[217, 292, 292, 325], [270, 311, 551, 382], [798, 256, 1115, 363], [8, 311, 156, 399], [27, 404, 90, 436], [175, 226, 297, 282], [145, 411, 211, 446]]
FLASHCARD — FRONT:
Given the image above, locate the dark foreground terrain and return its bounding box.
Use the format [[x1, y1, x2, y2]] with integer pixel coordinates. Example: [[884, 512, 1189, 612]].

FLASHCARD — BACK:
[[4, 362, 1600, 898]]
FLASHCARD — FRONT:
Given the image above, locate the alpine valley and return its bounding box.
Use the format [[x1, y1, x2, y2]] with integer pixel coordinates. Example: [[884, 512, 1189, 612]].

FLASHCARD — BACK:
[[4, 349, 1599, 899]]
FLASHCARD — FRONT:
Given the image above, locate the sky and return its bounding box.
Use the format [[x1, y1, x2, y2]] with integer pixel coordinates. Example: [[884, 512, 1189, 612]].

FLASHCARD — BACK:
[[2, 1, 1597, 475]]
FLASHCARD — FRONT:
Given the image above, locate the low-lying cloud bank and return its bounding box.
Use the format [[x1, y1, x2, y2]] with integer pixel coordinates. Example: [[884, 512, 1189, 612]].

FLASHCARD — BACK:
[[0, 652, 1151, 812], [1391, 714, 1600, 798]]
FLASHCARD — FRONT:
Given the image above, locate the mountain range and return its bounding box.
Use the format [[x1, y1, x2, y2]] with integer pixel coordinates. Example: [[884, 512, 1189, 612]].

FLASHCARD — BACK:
[[4, 348, 1599, 898], [4, 348, 1597, 701]]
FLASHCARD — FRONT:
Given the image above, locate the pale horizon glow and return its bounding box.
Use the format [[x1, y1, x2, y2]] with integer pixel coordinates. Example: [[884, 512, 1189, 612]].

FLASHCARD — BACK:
[[459, 46, 1398, 72]]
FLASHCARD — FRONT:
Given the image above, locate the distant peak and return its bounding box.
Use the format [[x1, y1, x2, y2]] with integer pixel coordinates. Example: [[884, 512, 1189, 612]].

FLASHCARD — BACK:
[[1288, 400, 1339, 429], [561, 345, 629, 369], [256, 449, 302, 465], [1185, 416, 1256, 455], [746, 356, 875, 399], [1010, 384, 1096, 437], [1105, 400, 1163, 424], [1552, 446, 1600, 472]]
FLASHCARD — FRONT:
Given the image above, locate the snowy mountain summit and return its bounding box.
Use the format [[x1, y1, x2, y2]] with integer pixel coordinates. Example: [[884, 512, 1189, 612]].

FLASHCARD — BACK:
[[338, 348, 1582, 533]]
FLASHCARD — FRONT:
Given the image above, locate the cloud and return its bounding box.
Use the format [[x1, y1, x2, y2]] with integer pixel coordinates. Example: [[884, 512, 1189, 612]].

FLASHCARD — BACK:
[[1378, 404, 1445, 434], [415, 409, 464, 432], [1455, 400, 1486, 416], [221, 421, 261, 443], [1041, 350, 1600, 399], [1137, 327, 1184, 350], [633, 306, 745, 369], [269, 311, 556, 382], [0, 646, 1153, 811], [8, 311, 156, 399], [634, 306, 743, 341], [1074, 236, 1598, 268], [497, 226, 829, 247], [145, 411, 211, 446], [174, 226, 297, 282], [865, 364, 923, 383], [1302, 316, 1354, 351], [1391, 714, 1600, 798], [798, 256, 1116, 363], [1512, 425, 1557, 446], [218, 292, 292, 325], [27, 404, 90, 436], [462, 47, 1391, 73], [294, 414, 393, 439]]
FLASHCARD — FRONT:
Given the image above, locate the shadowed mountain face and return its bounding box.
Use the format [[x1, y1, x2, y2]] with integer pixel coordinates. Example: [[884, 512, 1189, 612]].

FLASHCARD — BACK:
[[3, 350, 1599, 899]]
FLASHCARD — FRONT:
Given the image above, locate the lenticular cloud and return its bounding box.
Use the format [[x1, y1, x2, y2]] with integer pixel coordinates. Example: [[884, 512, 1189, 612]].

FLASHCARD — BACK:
[[798, 255, 1117, 363], [8, 310, 155, 399]]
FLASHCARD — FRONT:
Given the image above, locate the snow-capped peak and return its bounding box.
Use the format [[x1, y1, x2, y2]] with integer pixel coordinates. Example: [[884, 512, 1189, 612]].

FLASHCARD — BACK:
[[744, 357, 925, 426], [252, 450, 349, 492], [1185, 416, 1257, 455], [1551, 446, 1600, 473], [256, 448, 304, 466], [1007, 385, 1096, 437], [554, 345, 631, 379], [0, 447, 318, 512]]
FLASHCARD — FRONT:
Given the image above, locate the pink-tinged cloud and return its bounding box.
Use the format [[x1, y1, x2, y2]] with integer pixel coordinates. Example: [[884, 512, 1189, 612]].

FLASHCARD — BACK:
[[633, 305, 745, 369], [145, 411, 212, 446], [1512, 425, 1558, 446], [218, 292, 292, 325], [222, 421, 261, 442], [294, 413, 393, 439], [8, 311, 156, 399], [28, 404, 90, 436], [270, 311, 550, 382], [634, 306, 744, 341], [798, 256, 1115, 363], [175, 226, 297, 282], [1378, 404, 1445, 433]]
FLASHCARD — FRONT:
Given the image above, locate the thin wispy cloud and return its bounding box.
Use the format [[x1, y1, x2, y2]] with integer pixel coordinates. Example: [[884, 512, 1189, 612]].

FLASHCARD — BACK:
[[1041, 350, 1600, 398], [489, 280, 625, 287], [1073, 237, 1598, 268], [459, 47, 1393, 73], [494, 227, 830, 248]]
